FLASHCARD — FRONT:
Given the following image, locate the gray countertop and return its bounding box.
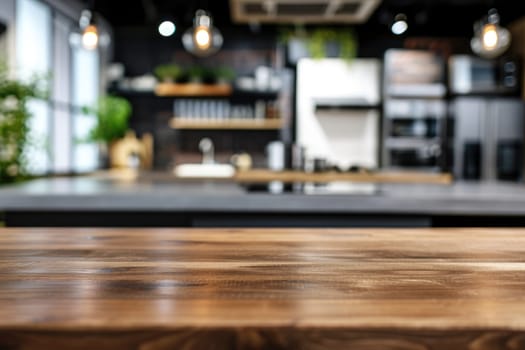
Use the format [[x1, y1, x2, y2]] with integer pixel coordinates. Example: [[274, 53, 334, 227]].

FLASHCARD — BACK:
[[1, 173, 525, 216]]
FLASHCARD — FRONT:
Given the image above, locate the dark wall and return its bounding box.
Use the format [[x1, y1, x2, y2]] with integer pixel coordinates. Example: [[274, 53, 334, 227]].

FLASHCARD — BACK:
[[111, 25, 283, 169], [112, 25, 278, 77]]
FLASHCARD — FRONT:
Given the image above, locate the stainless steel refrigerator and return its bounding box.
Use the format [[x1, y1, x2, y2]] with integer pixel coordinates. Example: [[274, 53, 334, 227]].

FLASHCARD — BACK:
[[452, 97, 524, 181]]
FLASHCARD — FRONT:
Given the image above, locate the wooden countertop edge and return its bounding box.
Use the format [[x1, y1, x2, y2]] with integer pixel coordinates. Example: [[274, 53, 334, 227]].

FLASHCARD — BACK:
[[233, 169, 453, 185], [2, 298, 525, 332], [93, 169, 453, 184]]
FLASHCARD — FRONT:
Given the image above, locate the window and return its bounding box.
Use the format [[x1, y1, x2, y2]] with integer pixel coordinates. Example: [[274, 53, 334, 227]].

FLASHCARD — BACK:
[[15, 0, 101, 174], [72, 48, 99, 172], [16, 0, 52, 174]]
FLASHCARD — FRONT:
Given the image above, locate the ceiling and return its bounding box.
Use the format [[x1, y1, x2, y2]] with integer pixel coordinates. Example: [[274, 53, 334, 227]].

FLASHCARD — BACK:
[[229, 0, 383, 24], [88, 0, 525, 37]]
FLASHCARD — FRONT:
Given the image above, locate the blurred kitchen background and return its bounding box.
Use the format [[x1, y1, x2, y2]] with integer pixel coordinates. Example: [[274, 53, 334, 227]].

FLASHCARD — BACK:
[[2, 0, 525, 184]]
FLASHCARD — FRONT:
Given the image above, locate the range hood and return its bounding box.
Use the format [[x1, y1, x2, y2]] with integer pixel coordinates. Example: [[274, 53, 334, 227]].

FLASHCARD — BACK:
[[230, 0, 382, 24]]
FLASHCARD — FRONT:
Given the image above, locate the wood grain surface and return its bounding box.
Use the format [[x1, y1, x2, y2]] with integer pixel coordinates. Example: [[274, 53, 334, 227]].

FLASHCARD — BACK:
[[169, 118, 284, 130], [154, 83, 232, 96], [1, 227, 525, 349], [234, 169, 453, 184]]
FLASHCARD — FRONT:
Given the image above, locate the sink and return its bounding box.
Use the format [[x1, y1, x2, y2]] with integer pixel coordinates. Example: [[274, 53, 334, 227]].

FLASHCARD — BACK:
[[174, 164, 235, 178], [303, 182, 378, 195], [174, 163, 235, 178], [174, 138, 236, 178]]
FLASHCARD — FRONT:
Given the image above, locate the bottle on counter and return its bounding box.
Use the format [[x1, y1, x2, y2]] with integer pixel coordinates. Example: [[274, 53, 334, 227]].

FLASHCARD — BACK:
[[266, 140, 285, 194]]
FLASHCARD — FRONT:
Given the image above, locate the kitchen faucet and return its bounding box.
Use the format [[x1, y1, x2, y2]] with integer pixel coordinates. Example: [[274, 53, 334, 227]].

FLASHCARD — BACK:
[[199, 138, 215, 164]]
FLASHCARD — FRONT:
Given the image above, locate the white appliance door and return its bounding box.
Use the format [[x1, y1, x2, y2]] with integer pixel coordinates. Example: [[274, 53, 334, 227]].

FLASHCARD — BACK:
[[296, 58, 381, 169]]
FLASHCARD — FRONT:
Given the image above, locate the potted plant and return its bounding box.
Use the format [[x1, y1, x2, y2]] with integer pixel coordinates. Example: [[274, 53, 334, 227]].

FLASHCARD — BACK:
[[279, 26, 358, 63], [0, 64, 46, 184], [154, 63, 183, 83], [213, 66, 236, 84], [201, 67, 217, 84], [82, 95, 132, 168], [309, 28, 357, 60], [186, 66, 206, 84]]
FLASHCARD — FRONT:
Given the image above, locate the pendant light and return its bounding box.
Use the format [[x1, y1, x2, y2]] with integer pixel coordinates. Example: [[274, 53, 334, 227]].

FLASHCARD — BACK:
[[79, 9, 99, 51], [69, 7, 110, 51], [182, 10, 223, 57], [82, 25, 99, 50], [471, 9, 511, 59]]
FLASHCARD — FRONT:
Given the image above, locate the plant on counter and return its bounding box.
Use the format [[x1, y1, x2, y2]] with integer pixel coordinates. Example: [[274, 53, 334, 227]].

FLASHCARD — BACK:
[[279, 26, 358, 62], [0, 64, 46, 184], [154, 63, 183, 83], [82, 95, 132, 144], [82, 95, 132, 168]]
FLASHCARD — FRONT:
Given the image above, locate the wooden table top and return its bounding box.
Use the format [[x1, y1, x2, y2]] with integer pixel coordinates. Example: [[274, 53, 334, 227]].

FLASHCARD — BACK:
[[1, 227, 525, 349]]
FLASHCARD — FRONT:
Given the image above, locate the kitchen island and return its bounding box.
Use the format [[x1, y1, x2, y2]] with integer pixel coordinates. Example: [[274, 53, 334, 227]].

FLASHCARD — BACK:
[[1, 172, 525, 227], [1, 227, 525, 349]]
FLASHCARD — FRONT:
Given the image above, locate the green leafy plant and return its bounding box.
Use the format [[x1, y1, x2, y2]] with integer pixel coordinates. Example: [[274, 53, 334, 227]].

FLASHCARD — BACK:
[[186, 66, 206, 83], [82, 95, 132, 144], [154, 63, 183, 82], [0, 64, 46, 183], [309, 29, 357, 60], [213, 66, 236, 83], [279, 26, 358, 62]]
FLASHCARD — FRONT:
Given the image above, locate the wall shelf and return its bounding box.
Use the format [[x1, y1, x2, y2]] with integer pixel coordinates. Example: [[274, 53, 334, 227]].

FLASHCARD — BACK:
[[314, 97, 381, 111], [169, 118, 284, 130], [384, 137, 441, 149], [155, 83, 233, 97]]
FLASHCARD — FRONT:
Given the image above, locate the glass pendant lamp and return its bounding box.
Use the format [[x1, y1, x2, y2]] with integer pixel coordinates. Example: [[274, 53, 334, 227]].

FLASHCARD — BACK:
[[182, 10, 223, 57]]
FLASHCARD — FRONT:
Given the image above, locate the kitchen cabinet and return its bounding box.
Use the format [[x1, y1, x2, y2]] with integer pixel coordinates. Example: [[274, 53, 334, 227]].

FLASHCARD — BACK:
[[382, 99, 447, 170], [382, 49, 448, 171]]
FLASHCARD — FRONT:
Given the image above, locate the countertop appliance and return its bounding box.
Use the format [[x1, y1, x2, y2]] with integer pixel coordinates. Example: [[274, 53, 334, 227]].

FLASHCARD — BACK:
[[449, 55, 520, 96]]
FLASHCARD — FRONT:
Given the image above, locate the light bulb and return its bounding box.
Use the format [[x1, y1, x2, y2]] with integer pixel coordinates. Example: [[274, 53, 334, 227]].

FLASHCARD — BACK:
[[482, 23, 498, 49], [82, 24, 98, 50], [194, 26, 211, 49], [391, 20, 407, 35], [158, 21, 176, 37], [391, 14, 408, 35], [182, 9, 223, 57], [471, 8, 511, 59]]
